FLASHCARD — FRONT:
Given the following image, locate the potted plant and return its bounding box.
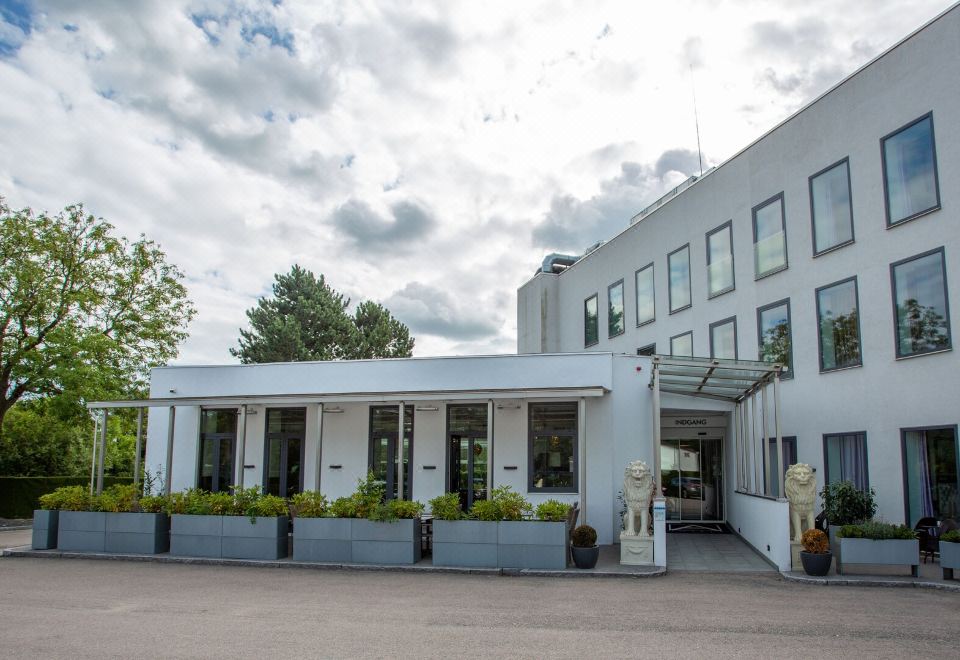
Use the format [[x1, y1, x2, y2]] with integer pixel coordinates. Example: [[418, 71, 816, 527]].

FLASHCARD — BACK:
[[570, 524, 599, 569], [836, 521, 919, 576], [799, 528, 832, 576], [820, 480, 877, 560], [940, 529, 960, 580], [430, 492, 498, 568], [496, 489, 568, 570]]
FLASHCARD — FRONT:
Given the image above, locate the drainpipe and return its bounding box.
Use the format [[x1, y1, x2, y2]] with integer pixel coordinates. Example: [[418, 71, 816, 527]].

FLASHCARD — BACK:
[[97, 409, 108, 495], [133, 408, 143, 492], [164, 407, 176, 496]]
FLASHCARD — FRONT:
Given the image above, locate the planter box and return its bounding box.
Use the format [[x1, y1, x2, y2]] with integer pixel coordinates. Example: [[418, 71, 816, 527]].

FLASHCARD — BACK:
[[940, 541, 960, 580], [432, 520, 498, 568], [292, 517, 352, 562], [32, 509, 58, 550], [105, 512, 169, 554], [170, 515, 289, 560], [837, 537, 919, 577], [351, 519, 421, 565], [58, 511, 107, 552], [497, 521, 567, 570]]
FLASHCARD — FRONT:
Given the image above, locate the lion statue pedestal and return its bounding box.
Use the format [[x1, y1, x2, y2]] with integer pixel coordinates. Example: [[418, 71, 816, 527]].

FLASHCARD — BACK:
[[620, 460, 655, 566]]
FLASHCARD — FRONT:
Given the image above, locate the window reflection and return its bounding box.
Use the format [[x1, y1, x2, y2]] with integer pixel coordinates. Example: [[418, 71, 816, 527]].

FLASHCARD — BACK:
[[884, 115, 939, 225]]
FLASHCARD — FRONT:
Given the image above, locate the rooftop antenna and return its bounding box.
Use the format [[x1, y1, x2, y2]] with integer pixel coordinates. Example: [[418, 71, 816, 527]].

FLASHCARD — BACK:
[[690, 64, 704, 176]]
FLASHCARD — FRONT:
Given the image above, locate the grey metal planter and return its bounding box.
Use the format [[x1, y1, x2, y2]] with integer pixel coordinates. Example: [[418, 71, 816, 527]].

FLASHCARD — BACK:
[[351, 518, 421, 565], [432, 520, 498, 567], [105, 512, 169, 554], [940, 541, 960, 580], [170, 515, 289, 560], [497, 520, 567, 570], [58, 511, 107, 552], [32, 510, 59, 550], [292, 517, 352, 562], [837, 537, 919, 577]]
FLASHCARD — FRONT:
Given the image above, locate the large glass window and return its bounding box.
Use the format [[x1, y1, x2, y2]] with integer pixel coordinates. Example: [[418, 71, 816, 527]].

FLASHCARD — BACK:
[[903, 427, 958, 526], [706, 221, 735, 297], [765, 436, 798, 498], [824, 432, 869, 491], [608, 279, 624, 338], [635, 263, 655, 326], [752, 193, 787, 278], [369, 405, 414, 500], [882, 113, 940, 226], [709, 317, 737, 360], [529, 402, 577, 492], [816, 277, 861, 371], [668, 244, 691, 313], [198, 409, 237, 493], [757, 299, 793, 378], [584, 295, 598, 347], [264, 408, 305, 498], [447, 404, 488, 509], [891, 248, 951, 358], [809, 158, 854, 255], [670, 331, 693, 357]]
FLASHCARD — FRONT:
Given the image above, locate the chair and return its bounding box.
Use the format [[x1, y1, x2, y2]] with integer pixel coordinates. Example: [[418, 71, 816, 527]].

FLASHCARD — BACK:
[[915, 516, 938, 563]]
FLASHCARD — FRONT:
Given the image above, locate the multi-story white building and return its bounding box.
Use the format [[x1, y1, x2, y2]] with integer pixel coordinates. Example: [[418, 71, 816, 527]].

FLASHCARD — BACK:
[[518, 4, 959, 528]]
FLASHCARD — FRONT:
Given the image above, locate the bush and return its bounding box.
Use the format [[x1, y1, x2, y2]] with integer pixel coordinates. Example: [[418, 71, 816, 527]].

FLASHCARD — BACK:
[[38, 486, 90, 512], [328, 496, 357, 519], [386, 499, 423, 520], [491, 486, 531, 521], [97, 484, 140, 513], [207, 492, 235, 516], [429, 493, 462, 521], [535, 499, 569, 522], [290, 491, 328, 518], [942, 530, 960, 543], [138, 495, 167, 513], [469, 499, 500, 521], [838, 521, 917, 540], [571, 525, 597, 548], [820, 481, 877, 526], [248, 494, 289, 518], [801, 529, 830, 554]]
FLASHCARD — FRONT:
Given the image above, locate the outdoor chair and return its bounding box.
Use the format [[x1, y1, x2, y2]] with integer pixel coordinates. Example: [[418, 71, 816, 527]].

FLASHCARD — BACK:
[[915, 516, 938, 563]]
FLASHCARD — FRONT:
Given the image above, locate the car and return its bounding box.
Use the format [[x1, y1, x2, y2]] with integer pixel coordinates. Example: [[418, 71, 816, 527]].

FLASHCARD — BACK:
[[670, 477, 703, 499]]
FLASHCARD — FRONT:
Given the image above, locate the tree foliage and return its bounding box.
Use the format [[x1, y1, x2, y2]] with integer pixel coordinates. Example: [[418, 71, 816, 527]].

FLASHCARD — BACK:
[[231, 265, 414, 363]]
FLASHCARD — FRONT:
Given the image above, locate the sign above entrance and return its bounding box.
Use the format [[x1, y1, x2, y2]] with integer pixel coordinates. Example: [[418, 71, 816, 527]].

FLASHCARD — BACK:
[[663, 414, 726, 429]]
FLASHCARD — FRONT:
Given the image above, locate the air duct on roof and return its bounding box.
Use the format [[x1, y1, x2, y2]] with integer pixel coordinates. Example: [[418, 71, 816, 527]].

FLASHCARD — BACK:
[[540, 253, 580, 274]]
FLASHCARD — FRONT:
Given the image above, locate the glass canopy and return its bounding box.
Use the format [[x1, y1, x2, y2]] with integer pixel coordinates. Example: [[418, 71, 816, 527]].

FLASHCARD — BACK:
[[650, 355, 781, 402]]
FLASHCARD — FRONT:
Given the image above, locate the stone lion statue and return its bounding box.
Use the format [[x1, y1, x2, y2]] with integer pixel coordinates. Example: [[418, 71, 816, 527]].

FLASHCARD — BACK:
[[784, 463, 817, 542], [623, 460, 654, 537]]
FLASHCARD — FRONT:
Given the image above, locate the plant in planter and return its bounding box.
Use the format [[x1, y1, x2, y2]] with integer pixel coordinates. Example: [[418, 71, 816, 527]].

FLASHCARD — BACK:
[[535, 500, 570, 523], [836, 521, 919, 576], [940, 529, 960, 580], [799, 529, 832, 576], [820, 480, 877, 560], [494, 488, 566, 570], [431, 492, 499, 568], [570, 524, 599, 569]]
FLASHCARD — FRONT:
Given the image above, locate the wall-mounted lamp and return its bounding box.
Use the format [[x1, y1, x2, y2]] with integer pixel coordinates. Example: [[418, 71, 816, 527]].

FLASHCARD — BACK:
[[323, 406, 345, 414], [329, 464, 342, 470], [503, 465, 518, 471], [415, 406, 439, 412], [168, 388, 177, 394]]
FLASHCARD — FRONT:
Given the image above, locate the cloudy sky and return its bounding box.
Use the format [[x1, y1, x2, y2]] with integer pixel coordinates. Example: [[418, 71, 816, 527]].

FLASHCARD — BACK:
[[0, 0, 952, 364]]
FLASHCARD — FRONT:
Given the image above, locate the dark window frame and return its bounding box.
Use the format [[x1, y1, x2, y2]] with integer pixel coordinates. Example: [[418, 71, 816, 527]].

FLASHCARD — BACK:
[[815, 276, 863, 373], [762, 436, 798, 498], [367, 404, 415, 500], [756, 298, 794, 380], [668, 243, 692, 314], [881, 111, 941, 228], [709, 316, 738, 360], [262, 407, 307, 497], [634, 262, 656, 327], [583, 293, 599, 348], [607, 278, 625, 339], [669, 330, 693, 357], [637, 343, 656, 356], [751, 192, 789, 280], [705, 220, 736, 299], [445, 403, 489, 509], [527, 402, 578, 494], [889, 246, 952, 359], [823, 431, 870, 490], [808, 156, 855, 257], [197, 408, 238, 494], [899, 424, 959, 526]]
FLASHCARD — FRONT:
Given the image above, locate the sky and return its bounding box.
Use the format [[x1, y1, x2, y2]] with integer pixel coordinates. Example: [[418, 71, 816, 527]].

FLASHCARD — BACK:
[[0, 0, 954, 365]]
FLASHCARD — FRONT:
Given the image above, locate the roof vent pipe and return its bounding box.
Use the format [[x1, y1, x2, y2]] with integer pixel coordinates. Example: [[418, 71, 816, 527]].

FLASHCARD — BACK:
[[540, 253, 580, 274]]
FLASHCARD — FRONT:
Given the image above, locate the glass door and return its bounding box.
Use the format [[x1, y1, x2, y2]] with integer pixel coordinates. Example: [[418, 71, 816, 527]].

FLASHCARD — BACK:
[[660, 437, 724, 523], [369, 406, 413, 500], [904, 427, 958, 526], [199, 409, 237, 493], [264, 408, 305, 497], [447, 405, 489, 509]]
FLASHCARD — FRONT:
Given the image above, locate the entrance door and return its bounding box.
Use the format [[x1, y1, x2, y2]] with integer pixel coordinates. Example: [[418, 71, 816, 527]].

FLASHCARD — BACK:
[[199, 409, 237, 493], [264, 408, 306, 497], [447, 404, 489, 509], [369, 406, 413, 500], [660, 436, 724, 524]]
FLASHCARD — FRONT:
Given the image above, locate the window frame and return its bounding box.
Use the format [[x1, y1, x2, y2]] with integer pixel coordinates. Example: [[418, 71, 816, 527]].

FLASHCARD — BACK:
[[607, 279, 625, 339], [527, 402, 578, 494], [815, 276, 863, 373], [705, 220, 736, 298], [751, 192, 789, 280], [637, 343, 656, 356], [668, 243, 692, 314], [709, 316, 738, 360], [808, 156, 855, 257], [669, 330, 693, 357], [899, 424, 959, 526], [634, 262, 656, 327], [197, 408, 238, 493], [822, 431, 870, 490], [889, 246, 952, 359], [262, 407, 307, 498], [756, 298, 794, 380], [583, 294, 599, 348], [881, 111, 941, 228]]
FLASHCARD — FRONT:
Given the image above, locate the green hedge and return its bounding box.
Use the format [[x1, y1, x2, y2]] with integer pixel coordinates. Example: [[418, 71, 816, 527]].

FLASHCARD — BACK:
[[0, 477, 133, 518]]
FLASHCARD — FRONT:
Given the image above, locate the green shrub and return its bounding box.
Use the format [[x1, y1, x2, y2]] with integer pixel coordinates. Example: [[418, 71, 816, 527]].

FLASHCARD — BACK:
[[942, 530, 960, 543], [491, 485, 531, 521], [535, 499, 569, 522], [820, 481, 877, 526], [838, 521, 917, 540], [290, 491, 328, 518], [207, 492, 236, 515], [38, 486, 91, 511], [429, 493, 462, 521], [97, 484, 140, 513], [138, 495, 167, 513], [571, 524, 597, 548], [386, 499, 423, 520], [248, 494, 289, 518], [469, 499, 500, 521], [328, 496, 357, 518]]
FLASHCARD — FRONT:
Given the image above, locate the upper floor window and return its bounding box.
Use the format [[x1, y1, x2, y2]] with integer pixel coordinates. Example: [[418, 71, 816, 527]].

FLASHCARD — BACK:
[[608, 280, 624, 338], [635, 263, 655, 326], [891, 247, 951, 358], [668, 244, 691, 313], [816, 277, 862, 372], [706, 221, 735, 297], [809, 158, 854, 255], [757, 299, 793, 379], [584, 294, 598, 347], [752, 193, 788, 278], [882, 113, 940, 226], [670, 331, 693, 357], [637, 343, 656, 356], [529, 402, 578, 493], [709, 316, 737, 360]]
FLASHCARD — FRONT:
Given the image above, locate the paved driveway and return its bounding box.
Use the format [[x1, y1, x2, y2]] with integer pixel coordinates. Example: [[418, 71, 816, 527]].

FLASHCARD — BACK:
[[0, 556, 957, 659]]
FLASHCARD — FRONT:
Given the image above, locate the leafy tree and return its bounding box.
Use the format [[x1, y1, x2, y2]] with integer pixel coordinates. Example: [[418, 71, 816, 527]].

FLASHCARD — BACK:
[[761, 320, 792, 374], [231, 265, 414, 363], [0, 199, 195, 434], [898, 298, 948, 353]]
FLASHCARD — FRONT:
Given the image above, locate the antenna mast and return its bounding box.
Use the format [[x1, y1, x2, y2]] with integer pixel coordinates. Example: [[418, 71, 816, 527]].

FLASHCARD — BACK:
[[690, 64, 703, 176]]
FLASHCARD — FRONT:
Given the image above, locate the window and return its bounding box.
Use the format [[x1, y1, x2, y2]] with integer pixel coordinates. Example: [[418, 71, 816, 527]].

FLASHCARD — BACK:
[[902, 426, 958, 526], [198, 409, 237, 493], [447, 404, 489, 509], [529, 402, 577, 492], [584, 295, 598, 347], [752, 193, 787, 278], [809, 158, 854, 255], [882, 113, 940, 226], [706, 221, 735, 297], [816, 277, 862, 371], [757, 299, 793, 379], [635, 263, 655, 326], [668, 244, 691, 313], [823, 432, 869, 491], [670, 331, 693, 357], [264, 408, 305, 498], [764, 436, 798, 498], [890, 248, 951, 358], [637, 343, 656, 356], [607, 279, 624, 338], [709, 317, 737, 360], [369, 405, 414, 500]]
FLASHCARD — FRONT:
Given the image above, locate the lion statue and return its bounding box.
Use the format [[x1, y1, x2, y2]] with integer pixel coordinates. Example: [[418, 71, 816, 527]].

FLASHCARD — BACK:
[[784, 463, 817, 542], [623, 460, 655, 537]]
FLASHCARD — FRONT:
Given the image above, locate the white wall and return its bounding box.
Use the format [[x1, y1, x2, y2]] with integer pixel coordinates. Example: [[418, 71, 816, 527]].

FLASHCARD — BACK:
[[727, 492, 791, 571]]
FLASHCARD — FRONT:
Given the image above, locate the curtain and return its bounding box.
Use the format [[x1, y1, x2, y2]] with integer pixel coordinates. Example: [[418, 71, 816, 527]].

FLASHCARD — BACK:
[[839, 434, 867, 491], [918, 431, 934, 518]]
